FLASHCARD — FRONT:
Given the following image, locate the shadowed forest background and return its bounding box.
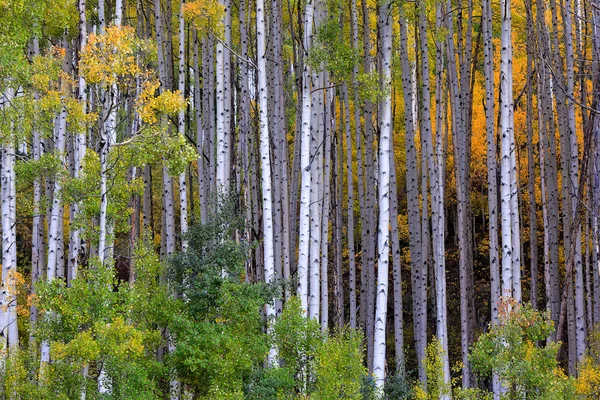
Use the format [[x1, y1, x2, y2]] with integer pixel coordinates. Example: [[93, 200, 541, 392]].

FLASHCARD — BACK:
[[1, 0, 600, 398]]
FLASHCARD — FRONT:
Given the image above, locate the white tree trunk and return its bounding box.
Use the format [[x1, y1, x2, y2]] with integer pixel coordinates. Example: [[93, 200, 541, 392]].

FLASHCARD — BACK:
[[216, 40, 227, 190], [500, 0, 515, 302], [178, 1, 188, 252], [69, 0, 87, 282], [399, 9, 426, 383], [373, 1, 392, 389], [257, 0, 278, 362], [296, 0, 315, 313], [343, 87, 357, 329], [1, 88, 18, 351]]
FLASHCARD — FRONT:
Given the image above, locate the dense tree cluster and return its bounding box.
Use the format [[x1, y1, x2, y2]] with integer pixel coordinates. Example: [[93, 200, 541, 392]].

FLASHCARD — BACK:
[[1, 0, 600, 398]]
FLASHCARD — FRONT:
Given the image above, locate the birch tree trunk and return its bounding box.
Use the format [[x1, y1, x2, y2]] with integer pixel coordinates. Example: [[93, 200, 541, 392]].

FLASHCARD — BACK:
[[399, 8, 426, 384], [68, 0, 87, 282], [1, 88, 18, 351], [373, 1, 392, 388], [483, 0, 501, 395], [296, 0, 315, 312], [343, 86, 357, 329], [257, 0, 278, 363], [389, 118, 404, 374], [178, 0, 188, 252], [30, 37, 45, 347], [499, 0, 516, 301]]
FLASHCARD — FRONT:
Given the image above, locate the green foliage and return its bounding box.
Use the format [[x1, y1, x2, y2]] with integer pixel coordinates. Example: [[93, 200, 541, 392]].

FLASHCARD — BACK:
[[313, 329, 366, 399], [0, 0, 43, 84], [167, 200, 272, 397], [273, 297, 324, 393], [62, 149, 144, 240], [10, 237, 175, 399], [414, 338, 451, 400], [309, 0, 359, 81], [384, 372, 415, 400], [245, 366, 296, 400], [16, 153, 64, 190], [469, 301, 575, 399]]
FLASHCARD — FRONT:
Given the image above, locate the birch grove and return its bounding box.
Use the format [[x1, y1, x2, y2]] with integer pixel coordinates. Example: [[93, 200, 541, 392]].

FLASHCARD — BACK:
[[0, 0, 600, 397]]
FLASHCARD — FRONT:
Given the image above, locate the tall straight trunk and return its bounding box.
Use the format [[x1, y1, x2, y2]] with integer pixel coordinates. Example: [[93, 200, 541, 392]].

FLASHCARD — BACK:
[[483, 0, 501, 394], [154, 0, 176, 259], [1, 88, 18, 351], [525, 1, 537, 309], [69, 0, 87, 282], [373, 1, 392, 388], [194, 31, 207, 224], [592, 0, 600, 327], [350, 0, 366, 333], [216, 39, 227, 190], [441, 0, 475, 385], [343, 86, 357, 329], [30, 38, 45, 347], [270, 0, 290, 289], [178, 1, 188, 252], [499, 0, 516, 301], [398, 8, 426, 384], [296, 0, 315, 312], [308, 65, 322, 321], [257, 0, 278, 363], [47, 108, 68, 279], [361, 0, 376, 369], [334, 120, 344, 329], [482, 0, 499, 317], [535, 0, 561, 337], [42, 105, 68, 367], [562, 0, 586, 363], [389, 118, 404, 374], [320, 87, 334, 331]]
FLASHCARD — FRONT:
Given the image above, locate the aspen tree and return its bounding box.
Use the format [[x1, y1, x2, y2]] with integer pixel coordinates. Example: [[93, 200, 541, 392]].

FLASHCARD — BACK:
[[343, 86, 357, 328], [373, 0, 392, 388], [256, 0, 278, 363], [297, 0, 315, 312], [483, 0, 501, 395], [178, 0, 188, 252], [1, 88, 18, 351], [398, 7, 426, 384]]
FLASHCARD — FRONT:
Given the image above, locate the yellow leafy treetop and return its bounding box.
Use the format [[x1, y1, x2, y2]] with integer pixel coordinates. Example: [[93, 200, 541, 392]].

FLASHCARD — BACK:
[[80, 26, 143, 86], [136, 79, 187, 125], [183, 0, 224, 36]]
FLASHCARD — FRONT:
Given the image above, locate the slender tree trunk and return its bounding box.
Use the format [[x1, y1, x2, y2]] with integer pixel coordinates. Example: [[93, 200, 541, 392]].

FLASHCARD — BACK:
[[178, 1, 188, 252], [373, 0, 392, 388], [257, 0, 278, 363], [343, 86, 357, 329], [483, 0, 501, 394], [399, 7, 426, 384], [296, 0, 315, 313], [1, 88, 18, 351]]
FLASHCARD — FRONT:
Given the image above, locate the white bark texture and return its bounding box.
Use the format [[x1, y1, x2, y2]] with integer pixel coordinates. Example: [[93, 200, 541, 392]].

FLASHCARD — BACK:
[[296, 0, 315, 313], [373, 1, 392, 388], [257, 0, 278, 362]]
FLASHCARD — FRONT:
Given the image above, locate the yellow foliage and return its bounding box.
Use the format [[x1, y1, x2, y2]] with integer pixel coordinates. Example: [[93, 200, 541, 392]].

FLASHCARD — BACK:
[[136, 79, 187, 124], [183, 0, 224, 35], [575, 358, 600, 398], [52, 330, 101, 363], [80, 26, 142, 86]]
